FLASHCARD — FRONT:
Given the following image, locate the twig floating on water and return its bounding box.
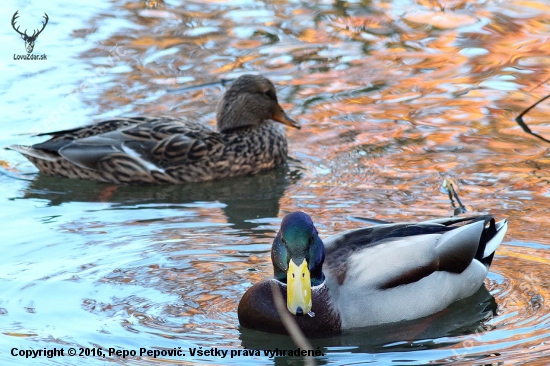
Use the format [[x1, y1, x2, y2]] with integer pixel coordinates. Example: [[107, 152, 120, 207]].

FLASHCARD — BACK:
[[442, 178, 467, 216], [515, 94, 550, 144], [270, 282, 317, 366]]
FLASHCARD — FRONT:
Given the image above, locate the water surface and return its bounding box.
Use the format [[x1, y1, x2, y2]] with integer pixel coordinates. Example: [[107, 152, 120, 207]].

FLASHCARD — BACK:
[[2, 0, 550, 364]]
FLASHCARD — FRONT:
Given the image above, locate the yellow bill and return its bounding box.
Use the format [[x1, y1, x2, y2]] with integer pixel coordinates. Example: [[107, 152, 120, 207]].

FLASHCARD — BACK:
[[286, 258, 312, 315]]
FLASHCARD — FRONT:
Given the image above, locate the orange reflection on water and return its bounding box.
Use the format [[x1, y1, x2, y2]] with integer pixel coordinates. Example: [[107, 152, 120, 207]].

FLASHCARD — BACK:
[[7, 0, 550, 362]]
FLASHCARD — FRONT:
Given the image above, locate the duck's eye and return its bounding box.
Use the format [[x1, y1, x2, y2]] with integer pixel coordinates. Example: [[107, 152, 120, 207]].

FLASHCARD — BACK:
[[264, 89, 275, 99], [292, 273, 295, 278], [302, 273, 305, 278]]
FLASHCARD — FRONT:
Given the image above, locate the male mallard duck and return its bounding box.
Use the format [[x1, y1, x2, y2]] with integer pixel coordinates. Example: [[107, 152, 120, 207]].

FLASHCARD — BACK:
[[238, 211, 508, 336], [8, 75, 299, 184]]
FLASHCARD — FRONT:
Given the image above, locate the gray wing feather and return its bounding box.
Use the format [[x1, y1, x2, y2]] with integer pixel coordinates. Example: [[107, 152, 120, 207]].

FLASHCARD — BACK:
[[58, 133, 125, 170], [322, 217, 507, 329], [435, 220, 484, 273]]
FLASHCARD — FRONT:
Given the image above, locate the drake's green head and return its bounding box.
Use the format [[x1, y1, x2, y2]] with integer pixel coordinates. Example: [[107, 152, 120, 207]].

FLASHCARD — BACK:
[[271, 211, 325, 316]]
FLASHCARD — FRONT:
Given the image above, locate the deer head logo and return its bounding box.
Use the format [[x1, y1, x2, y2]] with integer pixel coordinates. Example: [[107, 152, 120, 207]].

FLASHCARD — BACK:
[[12, 11, 49, 54]]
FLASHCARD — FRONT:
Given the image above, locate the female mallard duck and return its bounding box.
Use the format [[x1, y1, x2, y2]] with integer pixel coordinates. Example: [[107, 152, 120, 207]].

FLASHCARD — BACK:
[[238, 211, 508, 336], [8, 75, 299, 184]]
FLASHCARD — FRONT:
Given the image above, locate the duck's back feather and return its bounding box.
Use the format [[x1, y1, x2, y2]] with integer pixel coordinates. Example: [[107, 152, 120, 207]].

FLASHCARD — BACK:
[[37, 117, 147, 140], [322, 216, 507, 328], [10, 118, 288, 184]]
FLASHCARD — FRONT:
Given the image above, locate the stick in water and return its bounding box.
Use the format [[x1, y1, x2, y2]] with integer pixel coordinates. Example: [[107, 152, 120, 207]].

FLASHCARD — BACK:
[[270, 282, 317, 366], [515, 94, 550, 144]]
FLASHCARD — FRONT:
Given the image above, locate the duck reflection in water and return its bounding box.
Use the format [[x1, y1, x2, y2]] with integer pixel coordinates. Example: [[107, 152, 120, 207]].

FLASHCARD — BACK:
[[17, 165, 301, 231]]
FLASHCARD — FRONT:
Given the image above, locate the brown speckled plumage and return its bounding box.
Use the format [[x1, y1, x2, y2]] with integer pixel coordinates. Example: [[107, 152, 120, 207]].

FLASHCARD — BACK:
[[9, 75, 300, 184]]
